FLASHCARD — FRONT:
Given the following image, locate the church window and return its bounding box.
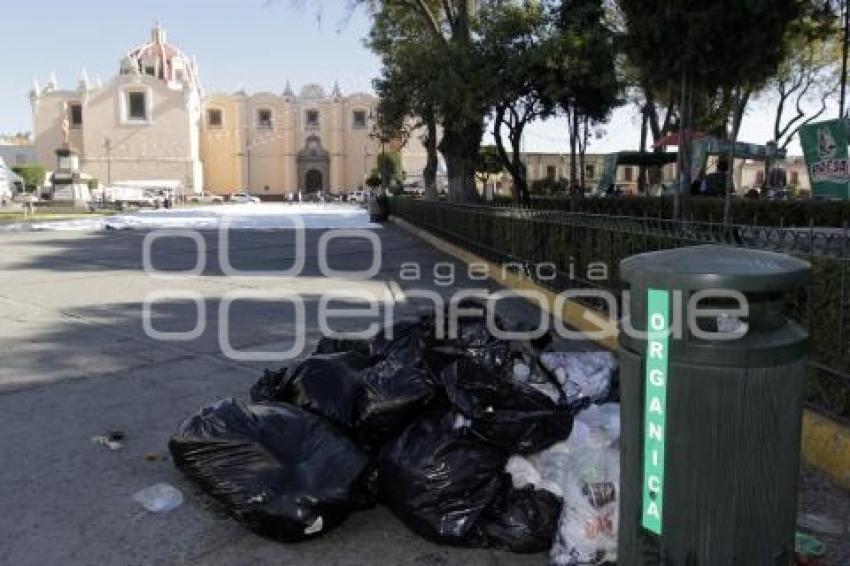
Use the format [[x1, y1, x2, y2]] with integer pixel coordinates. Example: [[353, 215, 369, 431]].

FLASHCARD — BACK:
[[128, 92, 147, 120], [70, 103, 83, 127], [306, 110, 320, 127], [207, 109, 223, 128], [352, 110, 367, 130], [257, 109, 273, 129], [145, 65, 156, 77]]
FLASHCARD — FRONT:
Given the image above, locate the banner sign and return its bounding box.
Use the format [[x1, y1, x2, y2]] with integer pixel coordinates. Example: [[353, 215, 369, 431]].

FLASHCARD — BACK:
[[642, 289, 670, 535], [800, 120, 850, 200]]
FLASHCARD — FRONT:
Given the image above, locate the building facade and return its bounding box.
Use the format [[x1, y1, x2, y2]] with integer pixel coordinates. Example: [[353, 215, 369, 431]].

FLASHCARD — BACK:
[[0, 135, 37, 167], [29, 25, 417, 197], [485, 151, 678, 197], [31, 26, 204, 194], [200, 84, 383, 196]]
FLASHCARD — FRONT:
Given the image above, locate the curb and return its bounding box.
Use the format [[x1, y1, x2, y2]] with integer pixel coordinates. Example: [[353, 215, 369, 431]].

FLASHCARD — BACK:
[[391, 214, 850, 492]]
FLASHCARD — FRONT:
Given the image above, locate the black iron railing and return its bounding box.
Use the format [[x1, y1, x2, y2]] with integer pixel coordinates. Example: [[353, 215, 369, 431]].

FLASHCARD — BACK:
[[390, 198, 850, 422]]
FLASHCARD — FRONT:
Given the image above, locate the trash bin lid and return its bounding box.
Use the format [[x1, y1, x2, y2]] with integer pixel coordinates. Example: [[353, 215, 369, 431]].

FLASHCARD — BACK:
[[620, 245, 810, 292]]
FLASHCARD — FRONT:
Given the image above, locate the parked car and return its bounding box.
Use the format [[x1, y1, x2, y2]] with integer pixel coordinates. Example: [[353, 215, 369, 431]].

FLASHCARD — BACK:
[[230, 192, 261, 203], [348, 190, 367, 203], [189, 192, 224, 204]]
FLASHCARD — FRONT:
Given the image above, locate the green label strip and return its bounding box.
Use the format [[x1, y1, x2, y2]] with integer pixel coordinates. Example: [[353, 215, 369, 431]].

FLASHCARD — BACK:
[[642, 288, 670, 535]]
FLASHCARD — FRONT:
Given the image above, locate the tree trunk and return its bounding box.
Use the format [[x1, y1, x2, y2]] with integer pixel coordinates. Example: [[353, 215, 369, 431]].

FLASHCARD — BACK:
[[423, 113, 439, 200], [579, 115, 589, 193], [441, 123, 481, 202], [724, 89, 749, 225], [638, 107, 648, 194], [493, 106, 529, 204], [512, 130, 529, 205], [567, 106, 578, 189]]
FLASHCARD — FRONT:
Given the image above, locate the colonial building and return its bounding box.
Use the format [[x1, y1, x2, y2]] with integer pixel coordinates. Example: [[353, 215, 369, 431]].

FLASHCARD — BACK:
[[31, 25, 204, 194], [0, 135, 37, 167], [29, 25, 420, 198], [201, 83, 382, 195]]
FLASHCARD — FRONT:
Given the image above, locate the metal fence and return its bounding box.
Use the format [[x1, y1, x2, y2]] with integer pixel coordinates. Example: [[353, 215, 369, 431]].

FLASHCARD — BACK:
[[390, 198, 850, 422]]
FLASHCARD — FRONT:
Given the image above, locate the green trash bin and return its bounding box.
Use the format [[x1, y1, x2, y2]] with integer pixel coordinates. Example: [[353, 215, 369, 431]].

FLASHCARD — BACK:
[[617, 245, 810, 565]]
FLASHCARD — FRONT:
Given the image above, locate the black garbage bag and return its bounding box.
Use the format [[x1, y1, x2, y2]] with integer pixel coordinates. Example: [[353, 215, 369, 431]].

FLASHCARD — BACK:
[[252, 352, 435, 445], [355, 358, 436, 448], [250, 367, 287, 403], [169, 399, 374, 542], [370, 318, 432, 367], [472, 477, 562, 553], [422, 298, 519, 374], [442, 358, 573, 455], [377, 407, 507, 545], [252, 351, 372, 428]]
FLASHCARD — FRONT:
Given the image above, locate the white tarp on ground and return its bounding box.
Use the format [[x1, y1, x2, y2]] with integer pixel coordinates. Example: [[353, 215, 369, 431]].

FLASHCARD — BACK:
[[0, 203, 380, 232]]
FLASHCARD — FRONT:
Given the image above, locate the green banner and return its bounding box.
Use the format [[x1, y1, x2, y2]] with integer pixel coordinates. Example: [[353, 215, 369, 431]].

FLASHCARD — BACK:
[[800, 120, 850, 200], [642, 289, 670, 535]]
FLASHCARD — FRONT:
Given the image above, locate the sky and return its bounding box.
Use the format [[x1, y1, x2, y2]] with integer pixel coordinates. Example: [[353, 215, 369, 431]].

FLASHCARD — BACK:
[[1, 0, 836, 155]]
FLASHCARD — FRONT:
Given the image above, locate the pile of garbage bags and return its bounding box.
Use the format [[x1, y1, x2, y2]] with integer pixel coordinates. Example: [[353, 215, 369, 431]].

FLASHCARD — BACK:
[[169, 301, 620, 561]]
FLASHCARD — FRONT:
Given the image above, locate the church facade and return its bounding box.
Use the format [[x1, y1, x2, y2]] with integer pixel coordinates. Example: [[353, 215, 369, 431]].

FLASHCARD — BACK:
[[29, 25, 422, 197]]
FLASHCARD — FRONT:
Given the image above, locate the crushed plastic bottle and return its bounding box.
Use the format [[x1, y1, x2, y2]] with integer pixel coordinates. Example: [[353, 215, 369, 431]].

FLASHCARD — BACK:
[[132, 483, 184, 513]]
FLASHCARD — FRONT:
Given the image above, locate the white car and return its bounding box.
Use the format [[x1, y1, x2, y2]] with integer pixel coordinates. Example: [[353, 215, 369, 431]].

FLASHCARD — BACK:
[[348, 190, 366, 203], [230, 192, 261, 203], [189, 192, 224, 204]]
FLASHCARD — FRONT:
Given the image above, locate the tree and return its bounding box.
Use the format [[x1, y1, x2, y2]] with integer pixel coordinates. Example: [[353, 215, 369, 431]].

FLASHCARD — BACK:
[[369, 4, 441, 200], [554, 0, 622, 190], [365, 169, 382, 189], [12, 164, 46, 191], [376, 150, 404, 190], [360, 0, 496, 202], [476, 145, 504, 191], [479, 1, 553, 204], [765, 4, 840, 150], [620, 0, 803, 221]]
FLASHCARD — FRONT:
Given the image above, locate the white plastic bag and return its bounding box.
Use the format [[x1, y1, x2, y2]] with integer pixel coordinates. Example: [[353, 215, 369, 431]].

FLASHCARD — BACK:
[[538, 352, 618, 406], [549, 404, 620, 565]]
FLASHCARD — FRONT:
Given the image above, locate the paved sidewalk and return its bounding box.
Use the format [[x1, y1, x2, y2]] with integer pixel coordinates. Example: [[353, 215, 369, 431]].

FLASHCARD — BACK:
[[0, 222, 846, 565]]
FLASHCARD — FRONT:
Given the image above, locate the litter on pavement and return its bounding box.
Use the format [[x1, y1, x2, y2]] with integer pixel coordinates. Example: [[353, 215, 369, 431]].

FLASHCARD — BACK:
[[132, 483, 184, 513], [170, 300, 620, 560]]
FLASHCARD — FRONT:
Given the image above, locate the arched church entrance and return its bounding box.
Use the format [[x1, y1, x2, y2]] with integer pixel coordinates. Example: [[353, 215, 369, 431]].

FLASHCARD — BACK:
[[297, 135, 330, 194], [305, 169, 323, 192]]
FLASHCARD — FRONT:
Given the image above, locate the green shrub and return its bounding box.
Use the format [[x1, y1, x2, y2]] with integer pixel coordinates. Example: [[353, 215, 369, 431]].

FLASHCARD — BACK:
[[11, 164, 46, 191]]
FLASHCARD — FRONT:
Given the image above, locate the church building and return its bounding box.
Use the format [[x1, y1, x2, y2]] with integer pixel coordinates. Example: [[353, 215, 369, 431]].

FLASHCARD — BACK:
[[29, 25, 428, 197]]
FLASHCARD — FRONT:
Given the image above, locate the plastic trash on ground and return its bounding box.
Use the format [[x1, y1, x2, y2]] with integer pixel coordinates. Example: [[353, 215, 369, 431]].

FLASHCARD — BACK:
[[355, 357, 436, 448], [442, 358, 574, 455], [377, 407, 507, 545], [539, 352, 619, 407], [132, 483, 184, 513], [252, 351, 436, 449], [169, 399, 374, 542], [548, 404, 621, 566], [250, 351, 372, 428], [472, 477, 562, 553]]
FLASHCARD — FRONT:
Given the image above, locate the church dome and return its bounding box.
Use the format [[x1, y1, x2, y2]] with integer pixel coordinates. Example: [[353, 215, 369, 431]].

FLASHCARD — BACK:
[[299, 84, 326, 99], [122, 25, 200, 90]]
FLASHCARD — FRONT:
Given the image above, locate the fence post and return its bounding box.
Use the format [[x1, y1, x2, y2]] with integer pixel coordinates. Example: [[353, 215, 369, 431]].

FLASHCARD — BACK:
[[842, 221, 848, 356]]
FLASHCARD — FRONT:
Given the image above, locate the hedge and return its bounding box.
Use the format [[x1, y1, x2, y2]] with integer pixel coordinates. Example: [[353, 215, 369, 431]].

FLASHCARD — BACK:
[[489, 195, 850, 228]]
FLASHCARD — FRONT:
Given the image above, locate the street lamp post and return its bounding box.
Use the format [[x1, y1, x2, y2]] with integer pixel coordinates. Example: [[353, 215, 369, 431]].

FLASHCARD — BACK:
[[103, 137, 112, 186]]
